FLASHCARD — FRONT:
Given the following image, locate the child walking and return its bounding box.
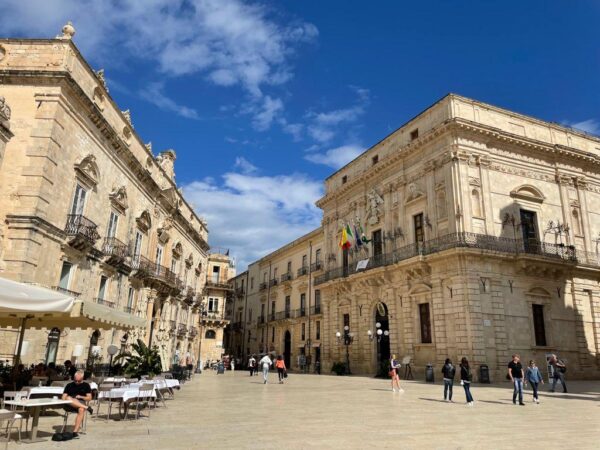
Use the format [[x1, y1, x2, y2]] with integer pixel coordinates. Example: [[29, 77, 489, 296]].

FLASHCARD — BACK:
[[525, 360, 544, 404]]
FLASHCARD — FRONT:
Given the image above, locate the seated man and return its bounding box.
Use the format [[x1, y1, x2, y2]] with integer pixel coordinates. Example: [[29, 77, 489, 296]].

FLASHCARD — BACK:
[[62, 371, 93, 436]]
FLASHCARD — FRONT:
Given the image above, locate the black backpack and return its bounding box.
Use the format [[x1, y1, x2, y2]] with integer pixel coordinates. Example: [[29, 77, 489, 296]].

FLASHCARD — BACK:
[[52, 432, 75, 441]]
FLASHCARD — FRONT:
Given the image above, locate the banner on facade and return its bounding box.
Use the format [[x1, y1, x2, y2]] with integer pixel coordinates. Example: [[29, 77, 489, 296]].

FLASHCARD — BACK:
[[356, 259, 369, 271]]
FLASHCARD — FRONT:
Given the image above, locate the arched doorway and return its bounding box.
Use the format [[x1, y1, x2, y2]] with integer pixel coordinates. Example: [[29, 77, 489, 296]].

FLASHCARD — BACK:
[[283, 331, 291, 368], [375, 302, 390, 365], [45, 327, 61, 365]]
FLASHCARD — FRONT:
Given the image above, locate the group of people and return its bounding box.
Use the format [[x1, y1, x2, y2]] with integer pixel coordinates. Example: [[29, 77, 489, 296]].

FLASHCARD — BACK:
[[247, 354, 288, 384], [389, 353, 568, 407], [1, 360, 78, 390]]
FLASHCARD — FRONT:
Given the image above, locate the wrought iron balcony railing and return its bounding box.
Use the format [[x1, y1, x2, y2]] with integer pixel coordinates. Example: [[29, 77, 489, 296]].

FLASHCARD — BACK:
[[65, 214, 100, 243], [315, 232, 578, 286], [95, 297, 115, 308], [310, 261, 323, 272], [297, 266, 308, 277], [235, 287, 245, 296], [310, 305, 322, 315], [259, 282, 268, 291], [52, 286, 81, 297], [205, 276, 232, 290], [269, 278, 278, 287], [102, 236, 130, 260], [280, 272, 293, 283], [258, 315, 265, 324]]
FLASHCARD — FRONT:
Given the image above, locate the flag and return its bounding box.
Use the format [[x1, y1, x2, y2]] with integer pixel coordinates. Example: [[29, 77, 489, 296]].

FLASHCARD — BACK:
[[345, 224, 354, 245], [354, 224, 362, 247], [358, 221, 371, 244], [338, 226, 350, 249]]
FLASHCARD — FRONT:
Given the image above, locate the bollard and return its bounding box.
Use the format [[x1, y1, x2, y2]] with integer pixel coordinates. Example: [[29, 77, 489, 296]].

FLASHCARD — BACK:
[[479, 364, 490, 383], [425, 363, 434, 383]]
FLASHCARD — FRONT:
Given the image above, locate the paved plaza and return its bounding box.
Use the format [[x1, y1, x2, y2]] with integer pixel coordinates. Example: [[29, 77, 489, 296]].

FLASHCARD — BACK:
[[5, 371, 600, 449]]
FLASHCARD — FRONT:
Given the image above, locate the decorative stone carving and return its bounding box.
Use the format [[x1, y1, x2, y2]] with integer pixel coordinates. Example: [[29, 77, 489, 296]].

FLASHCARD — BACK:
[[95, 69, 109, 93], [0, 96, 11, 124], [145, 142, 153, 154], [122, 109, 133, 128], [405, 182, 425, 203], [468, 177, 481, 187], [157, 150, 176, 180], [172, 241, 183, 258], [136, 210, 152, 233], [74, 154, 100, 187], [58, 21, 76, 40], [509, 185, 545, 203], [109, 186, 128, 213]]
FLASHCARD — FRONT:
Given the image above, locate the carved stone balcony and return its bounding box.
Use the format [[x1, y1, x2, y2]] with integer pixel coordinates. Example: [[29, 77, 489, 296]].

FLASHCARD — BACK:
[[280, 272, 293, 284], [259, 282, 267, 291], [310, 261, 323, 272], [205, 276, 233, 291], [297, 266, 308, 277], [123, 305, 134, 314], [95, 297, 115, 309], [131, 255, 180, 294], [64, 214, 100, 251]]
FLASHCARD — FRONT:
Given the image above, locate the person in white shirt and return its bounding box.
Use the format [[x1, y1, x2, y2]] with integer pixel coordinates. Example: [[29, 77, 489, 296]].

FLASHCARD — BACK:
[[259, 355, 272, 384], [248, 356, 256, 376]]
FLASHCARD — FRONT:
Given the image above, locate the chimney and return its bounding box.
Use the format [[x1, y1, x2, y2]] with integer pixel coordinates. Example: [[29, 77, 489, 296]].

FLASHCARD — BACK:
[[157, 149, 176, 181]]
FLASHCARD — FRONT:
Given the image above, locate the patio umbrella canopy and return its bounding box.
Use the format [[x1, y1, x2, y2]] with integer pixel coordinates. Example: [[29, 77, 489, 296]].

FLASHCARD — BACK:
[[0, 277, 74, 316]]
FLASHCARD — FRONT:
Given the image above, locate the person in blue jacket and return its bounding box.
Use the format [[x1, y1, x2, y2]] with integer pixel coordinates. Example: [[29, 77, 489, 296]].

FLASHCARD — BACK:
[[525, 359, 544, 404]]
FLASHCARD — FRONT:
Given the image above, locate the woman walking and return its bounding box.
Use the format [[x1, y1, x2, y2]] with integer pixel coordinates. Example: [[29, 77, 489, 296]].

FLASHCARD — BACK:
[[275, 355, 287, 384], [389, 354, 402, 393], [441, 358, 456, 402], [525, 359, 544, 404], [460, 357, 474, 406]]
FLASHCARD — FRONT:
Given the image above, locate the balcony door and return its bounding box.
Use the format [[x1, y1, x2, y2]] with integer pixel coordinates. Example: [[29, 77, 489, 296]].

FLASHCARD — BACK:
[[70, 184, 87, 216], [520, 209, 539, 251], [212, 266, 220, 284], [106, 211, 118, 238]]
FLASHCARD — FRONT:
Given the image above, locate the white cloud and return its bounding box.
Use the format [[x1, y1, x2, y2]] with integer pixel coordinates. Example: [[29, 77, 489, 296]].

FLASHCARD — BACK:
[[306, 87, 370, 143], [279, 120, 304, 141], [139, 82, 200, 119], [304, 144, 364, 169], [182, 171, 322, 269], [251, 96, 284, 131], [564, 119, 600, 136], [233, 157, 257, 174]]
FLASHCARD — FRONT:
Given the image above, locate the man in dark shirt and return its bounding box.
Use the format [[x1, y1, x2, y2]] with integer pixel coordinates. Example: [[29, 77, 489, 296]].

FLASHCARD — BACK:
[[62, 371, 93, 436], [508, 354, 525, 405]]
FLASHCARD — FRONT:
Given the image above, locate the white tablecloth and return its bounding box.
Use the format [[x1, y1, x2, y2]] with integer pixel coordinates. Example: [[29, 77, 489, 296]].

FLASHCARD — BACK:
[[25, 383, 99, 398], [98, 387, 157, 403]]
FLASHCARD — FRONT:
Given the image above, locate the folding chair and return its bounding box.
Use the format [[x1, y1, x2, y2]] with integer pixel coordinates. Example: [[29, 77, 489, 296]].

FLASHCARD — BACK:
[[95, 386, 118, 421], [0, 411, 23, 449], [131, 384, 155, 420], [3, 391, 30, 435]]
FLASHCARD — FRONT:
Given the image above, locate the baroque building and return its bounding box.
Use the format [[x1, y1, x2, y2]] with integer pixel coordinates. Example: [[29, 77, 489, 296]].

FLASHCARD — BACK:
[[229, 94, 600, 380], [0, 24, 216, 370]]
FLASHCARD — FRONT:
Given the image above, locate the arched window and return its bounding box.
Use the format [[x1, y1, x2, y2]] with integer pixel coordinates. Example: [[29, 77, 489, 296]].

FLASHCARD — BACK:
[[205, 329, 216, 339]]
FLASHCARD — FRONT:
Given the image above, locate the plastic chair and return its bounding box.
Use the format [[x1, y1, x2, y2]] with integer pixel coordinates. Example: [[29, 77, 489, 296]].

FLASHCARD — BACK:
[[0, 410, 23, 449], [3, 391, 30, 436], [131, 384, 155, 420], [95, 386, 118, 421]]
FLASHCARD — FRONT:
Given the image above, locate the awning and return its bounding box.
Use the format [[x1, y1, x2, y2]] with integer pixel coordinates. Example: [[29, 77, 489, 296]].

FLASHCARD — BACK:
[[0, 277, 73, 315]]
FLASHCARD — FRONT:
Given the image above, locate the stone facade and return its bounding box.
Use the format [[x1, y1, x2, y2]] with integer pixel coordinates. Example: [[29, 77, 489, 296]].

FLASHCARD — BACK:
[[0, 26, 213, 370], [229, 94, 600, 380]]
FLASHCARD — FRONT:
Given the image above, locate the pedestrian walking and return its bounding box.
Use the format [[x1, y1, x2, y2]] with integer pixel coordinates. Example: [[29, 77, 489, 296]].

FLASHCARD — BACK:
[[248, 355, 256, 376], [315, 360, 321, 375], [259, 354, 272, 384], [460, 357, 474, 406], [442, 358, 456, 402], [525, 359, 544, 404], [389, 354, 403, 393], [275, 355, 287, 384], [548, 354, 567, 393], [231, 359, 235, 373], [508, 354, 525, 405]]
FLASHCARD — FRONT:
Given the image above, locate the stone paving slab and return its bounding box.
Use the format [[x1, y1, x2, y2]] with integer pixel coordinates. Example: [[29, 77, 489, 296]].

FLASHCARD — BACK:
[[5, 371, 600, 449]]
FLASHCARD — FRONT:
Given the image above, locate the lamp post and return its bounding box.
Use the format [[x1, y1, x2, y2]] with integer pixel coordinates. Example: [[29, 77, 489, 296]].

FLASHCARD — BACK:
[[368, 322, 389, 375], [336, 325, 354, 375]]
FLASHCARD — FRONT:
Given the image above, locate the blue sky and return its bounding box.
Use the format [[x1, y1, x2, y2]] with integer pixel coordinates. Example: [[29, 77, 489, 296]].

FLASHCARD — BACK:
[[2, 1, 599, 269]]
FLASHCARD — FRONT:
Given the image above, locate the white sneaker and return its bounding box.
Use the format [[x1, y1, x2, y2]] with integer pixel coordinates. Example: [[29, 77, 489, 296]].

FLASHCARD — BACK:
[[398, 388, 404, 393]]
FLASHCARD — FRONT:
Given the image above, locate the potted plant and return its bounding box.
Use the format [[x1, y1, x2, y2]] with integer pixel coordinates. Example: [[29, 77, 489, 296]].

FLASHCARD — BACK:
[[115, 339, 162, 379]]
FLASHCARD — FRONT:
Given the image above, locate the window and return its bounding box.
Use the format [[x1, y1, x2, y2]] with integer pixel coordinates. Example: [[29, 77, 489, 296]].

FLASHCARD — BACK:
[[315, 290, 321, 313], [155, 245, 163, 266], [271, 327, 275, 343], [414, 213, 424, 244], [343, 313, 350, 332], [273, 267, 278, 279], [58, 261, 72, 290], [260, 303, 265, 320], [126, 287, 135, 312], [372, 155, 379, 165], [532, 304, 547, 346], [171, 258, 178, 274], [301, 323, 306, 341], [372, 230, 383, 258], [247, 330, 251, 343], [107, 211, 118, 238], [410, 128, 419, 140], [287, 261, 292, 274], [98, 276, 108, 300], [419, 303, 432, 344], [271, 301, 275, 320], [133, 231, 143, 262], [315, 249, 321, 263], [300, 293, 306, 316], [249, 308, 252, 322], [263, 272, 267, 283], [471, 189, 482, 218], [212, 266, 220, 283], [316, 321, 321, 340], [205, 330, 216, 339], [285, 296, 291, 318], [342, 175, 348, 184], [250, 277, 254, 289], [70, 184, 87, 215], [261, 328, 265, 344]]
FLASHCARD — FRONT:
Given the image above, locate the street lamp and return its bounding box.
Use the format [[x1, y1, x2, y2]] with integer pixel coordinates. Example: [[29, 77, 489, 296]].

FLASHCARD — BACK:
[[336, 325, 354, 375]]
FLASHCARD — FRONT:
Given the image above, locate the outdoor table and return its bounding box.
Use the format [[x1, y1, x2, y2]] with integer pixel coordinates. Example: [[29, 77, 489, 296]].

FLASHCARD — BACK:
[[26, 383, 99, 398], [4, 398, 72, 443], [98, 387, 157, 419]]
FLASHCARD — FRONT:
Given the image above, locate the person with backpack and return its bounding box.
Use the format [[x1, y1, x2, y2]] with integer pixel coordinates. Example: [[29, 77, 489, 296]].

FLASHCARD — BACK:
[[248, 355, 256, 376], [259, 354, 272, 384], [508, 354, 525, 405], [460, 357, 474, 406], [548, 354, 567, 393], [442, 358, 456, 402], [525, 359, 544, 404]]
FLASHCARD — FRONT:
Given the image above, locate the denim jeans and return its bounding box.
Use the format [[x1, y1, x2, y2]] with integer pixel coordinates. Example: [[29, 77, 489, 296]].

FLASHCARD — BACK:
[[463, 381, 473, 402], [513, 378, 523, 403], [530, 381, 539, 399], [552, 371, 567, 392], [443, 379, 453, 400]]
